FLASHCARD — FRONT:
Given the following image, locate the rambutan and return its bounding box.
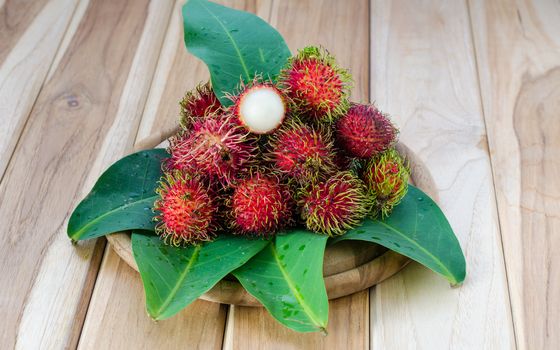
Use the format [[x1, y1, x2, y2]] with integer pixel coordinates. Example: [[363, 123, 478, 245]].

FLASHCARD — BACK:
[[153, 171, 217, 246], [336, 103, 397, 158], [179, 82, 222, 128], [167, 115, 256, 186], [265, 119, 336, 183], [299, 171, 371, 236], [280, 46, 352, 122], [229, 171, 294, 236], [229, 80, 286, 134], [363, 149, 410, 218]]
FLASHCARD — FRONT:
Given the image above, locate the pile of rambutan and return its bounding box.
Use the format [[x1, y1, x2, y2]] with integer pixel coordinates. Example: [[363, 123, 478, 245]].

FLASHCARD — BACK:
[[154, 46, 410, 246]]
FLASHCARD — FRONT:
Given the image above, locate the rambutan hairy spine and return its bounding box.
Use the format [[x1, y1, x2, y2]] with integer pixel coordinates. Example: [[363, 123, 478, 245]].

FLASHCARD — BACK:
[[167, 114, 257, 186], [153, 171, 217, 246], [363, 148, 410, 218], [280, 46, 352, 123], [229, 171, 294, 236], [299, 171, 372, 236], [265, 118, 336, 183], [179, 82, 222, 129], [336, 103, 398, 159]]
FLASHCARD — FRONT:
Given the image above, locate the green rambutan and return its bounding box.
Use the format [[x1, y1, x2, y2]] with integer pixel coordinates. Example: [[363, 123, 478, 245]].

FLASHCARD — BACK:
[[280, 46, 352, 122], [265, 119, 336, 183], [363, 148, 410, 217], [229, 171, 294, 236], [299, 171, 371, 236], [167, 115, 256, 186], [229, 79, 287, 134], [336, 103, 397, 158], [153, 171, 217, 246], [179, 82, 222, 128]]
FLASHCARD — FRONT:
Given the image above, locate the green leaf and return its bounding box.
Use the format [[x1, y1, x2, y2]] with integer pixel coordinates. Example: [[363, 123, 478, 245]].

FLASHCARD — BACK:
[[183, 0, 291, 105], [67, 149, 166, 241], [132, 233, 269, 320], [233, 231, 329, 333], [333, 185, 466, 284]]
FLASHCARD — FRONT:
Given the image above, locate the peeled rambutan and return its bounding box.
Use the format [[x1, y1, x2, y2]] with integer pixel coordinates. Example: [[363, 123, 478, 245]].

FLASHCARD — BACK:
[[363, 148, 410, 217], [167, 115, 256, 186], [179, 82, 222, 128], [299, 171, 371, 236], [265, 119, 336, 183], [336, 103, 397, 158], [280, 46, 352, 122], [229, 171, 294, 236], [229, 80, 286, 134], [153, 171, 217, 246]]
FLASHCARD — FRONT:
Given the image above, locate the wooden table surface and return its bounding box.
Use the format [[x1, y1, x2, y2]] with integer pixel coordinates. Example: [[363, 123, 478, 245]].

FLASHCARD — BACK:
[[1, 0, 558, 349]]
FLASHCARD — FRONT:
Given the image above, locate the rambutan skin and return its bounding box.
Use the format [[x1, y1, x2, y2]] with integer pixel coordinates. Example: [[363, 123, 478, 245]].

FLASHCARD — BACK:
[[167, 115, 256, 186], [336, 104, 397, 158], [299, 171, 372, 236], [280, 46, 352, 122], [179, 82, 222, 128], [153, 171, 217, 246], [230, 172, 294, 236], [363, 149, 410, 218], [265, 119, 336, 183]]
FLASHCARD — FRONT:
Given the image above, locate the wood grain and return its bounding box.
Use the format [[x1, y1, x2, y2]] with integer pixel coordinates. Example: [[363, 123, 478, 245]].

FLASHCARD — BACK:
[[225, 0, 371, 348], [0, 0, 171, 348], [468, 0, 560, 348], [369, 0, 515, 348], [78, 248, 227, 350], [0, 0, 80, 179], [229, 291, 369, 350], [78, 1, 272, 348], [0, 0, 543, 347]]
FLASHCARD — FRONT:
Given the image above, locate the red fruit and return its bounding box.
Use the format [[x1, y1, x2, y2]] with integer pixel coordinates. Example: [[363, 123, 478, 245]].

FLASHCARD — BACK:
[[299, 172, 371, 236], [363, 149, 410, 217], [167, 115, 256, 186], [229, 80, 287, 134], [153, 171, 217, 246], [336, 104, 397, 158], [280, 46, 352, 122], [230, 172, 294, 236], [266, 120, 336, 182], [179, 82, 222, 128]]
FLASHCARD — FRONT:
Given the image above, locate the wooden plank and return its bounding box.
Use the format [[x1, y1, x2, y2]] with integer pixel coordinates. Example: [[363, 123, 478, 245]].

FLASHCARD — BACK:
[[468, 0, 560, 348], [0, 0, 173, 348], [78, 1, 267, 348], [0, 0, 81, 179], [78, 248, 228, 350], [226, 0, 370, 348], [229, 292, 368, 350], [368, 0, 515, 348]]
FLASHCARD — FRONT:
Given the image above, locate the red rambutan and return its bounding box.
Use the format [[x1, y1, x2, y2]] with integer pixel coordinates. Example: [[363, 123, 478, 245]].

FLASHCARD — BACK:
[[336, 104, 397, 158], [167, 115, 256, 186], [363, 149, 410, 217], [179, 82, 222, 128], [153, 171, 217, 246], [299, 171, 372, 236], [280, 46, 352, 122], [230, 171, 294, 236], [229, 80, 287, 134], [265, 119, 336, 183]]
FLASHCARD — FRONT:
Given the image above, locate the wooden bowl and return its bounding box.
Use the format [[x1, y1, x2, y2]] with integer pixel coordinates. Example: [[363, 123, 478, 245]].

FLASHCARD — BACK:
[[107, 138, 437, 306]]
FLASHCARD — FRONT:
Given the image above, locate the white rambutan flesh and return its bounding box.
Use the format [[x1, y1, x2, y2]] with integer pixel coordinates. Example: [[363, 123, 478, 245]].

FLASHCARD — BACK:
[[238, 86, 285, 134]]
